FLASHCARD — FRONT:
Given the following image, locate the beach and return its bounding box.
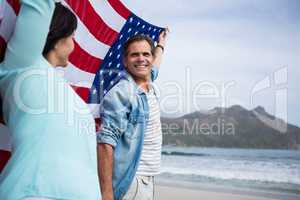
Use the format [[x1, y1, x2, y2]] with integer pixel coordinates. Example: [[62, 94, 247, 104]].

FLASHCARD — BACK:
[[157, 147, 300, 200], [156, 186, 279, 200]]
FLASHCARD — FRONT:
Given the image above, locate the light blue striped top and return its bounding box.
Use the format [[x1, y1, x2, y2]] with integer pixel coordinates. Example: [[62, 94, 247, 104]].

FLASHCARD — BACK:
[[0, 1, 101, 199]]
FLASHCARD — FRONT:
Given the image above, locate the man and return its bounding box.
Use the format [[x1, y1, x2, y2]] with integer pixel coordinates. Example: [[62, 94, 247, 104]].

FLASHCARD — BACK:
[[97, 30, 167, 200]]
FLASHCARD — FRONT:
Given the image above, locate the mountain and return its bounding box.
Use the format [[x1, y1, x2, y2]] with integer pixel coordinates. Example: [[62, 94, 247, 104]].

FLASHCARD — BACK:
[[161, 105, 300, 149]]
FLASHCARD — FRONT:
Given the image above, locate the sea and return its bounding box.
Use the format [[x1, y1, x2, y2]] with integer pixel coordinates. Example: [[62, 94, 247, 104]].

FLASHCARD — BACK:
[[157, 146, 300, 200]]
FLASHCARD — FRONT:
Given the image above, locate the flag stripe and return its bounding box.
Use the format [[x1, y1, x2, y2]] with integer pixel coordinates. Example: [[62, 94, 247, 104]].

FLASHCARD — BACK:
[[73, 11, 111, 59], [94, 118, 101, 132], [65, 0, 119, 46], [70, 85, 90, 103], [61, 63, 95, 88], [0, 36, 6, 61], [7, 0, 20, 15], [0, 150, 10, 172], [89, 0, 126, 32], [0, 124, 11, 151], [107, 0, 131, 20], [69, 41, 102, 74], [87, 103, 101, 118]]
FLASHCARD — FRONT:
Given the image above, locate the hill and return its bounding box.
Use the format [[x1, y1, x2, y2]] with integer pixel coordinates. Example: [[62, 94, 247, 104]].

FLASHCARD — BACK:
[[161, 105, 300, 149]]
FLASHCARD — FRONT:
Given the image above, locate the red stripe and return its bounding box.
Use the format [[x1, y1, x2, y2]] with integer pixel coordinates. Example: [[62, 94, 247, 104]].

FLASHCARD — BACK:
[[66, 0, 119, 46], [0, 35, 6, 44], [0, 36, 7, 62], [69, 41, 102, 74], [70, 85, 90, 103], [7, 0, 20, 15], [95, 118, 101, 132], [107, 0, 131, 20], [0, 150, 11, 173]]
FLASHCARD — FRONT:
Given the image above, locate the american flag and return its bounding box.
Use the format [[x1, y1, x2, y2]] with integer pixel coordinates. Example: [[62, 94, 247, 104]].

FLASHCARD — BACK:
[[0, 0, 163, 173]]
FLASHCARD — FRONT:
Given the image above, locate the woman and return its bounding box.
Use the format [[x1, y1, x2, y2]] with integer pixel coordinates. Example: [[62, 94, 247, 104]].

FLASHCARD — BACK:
[[0, 1, 101, 199]]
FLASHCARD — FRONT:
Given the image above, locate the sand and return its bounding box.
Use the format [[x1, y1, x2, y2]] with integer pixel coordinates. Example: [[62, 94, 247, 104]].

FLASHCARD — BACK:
[[155, 186, 280, 200]]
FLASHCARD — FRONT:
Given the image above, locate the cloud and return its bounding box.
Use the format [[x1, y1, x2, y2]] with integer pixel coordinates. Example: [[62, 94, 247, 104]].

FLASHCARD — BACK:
[[122, 0, 300, 126], [123, 0, 300, 23]]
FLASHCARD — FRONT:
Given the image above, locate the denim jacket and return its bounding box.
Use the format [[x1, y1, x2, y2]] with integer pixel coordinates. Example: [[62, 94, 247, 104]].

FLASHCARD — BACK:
[[97, 67, 159, 200]]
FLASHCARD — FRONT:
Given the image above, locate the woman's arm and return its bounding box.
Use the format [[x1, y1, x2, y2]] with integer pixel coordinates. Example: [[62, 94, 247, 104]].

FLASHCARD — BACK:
[[2, 0, 55, 69]]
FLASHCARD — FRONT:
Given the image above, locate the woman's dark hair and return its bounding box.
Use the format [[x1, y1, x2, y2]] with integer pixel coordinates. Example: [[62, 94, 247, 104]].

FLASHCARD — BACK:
[[42, 3, 77, 57]]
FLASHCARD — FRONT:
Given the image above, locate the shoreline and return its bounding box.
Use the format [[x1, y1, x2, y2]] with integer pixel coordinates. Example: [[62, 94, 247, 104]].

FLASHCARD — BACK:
[[155, 180, 300, 200]]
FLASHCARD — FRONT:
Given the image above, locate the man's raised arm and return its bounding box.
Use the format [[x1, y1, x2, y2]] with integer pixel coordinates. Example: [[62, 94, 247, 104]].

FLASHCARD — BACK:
[[153, 28, 168, 68]]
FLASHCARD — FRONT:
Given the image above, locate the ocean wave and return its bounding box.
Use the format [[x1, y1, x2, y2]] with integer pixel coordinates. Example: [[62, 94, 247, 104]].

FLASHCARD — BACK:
[[158, 172, 300, 195], [161, 151, 300, 161], [162, 151, 210, 157], [159, 166, 300, 186]]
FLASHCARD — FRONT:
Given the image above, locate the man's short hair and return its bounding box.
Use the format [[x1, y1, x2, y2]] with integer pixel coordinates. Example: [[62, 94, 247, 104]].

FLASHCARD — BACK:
[[123, 34, 155, 57]]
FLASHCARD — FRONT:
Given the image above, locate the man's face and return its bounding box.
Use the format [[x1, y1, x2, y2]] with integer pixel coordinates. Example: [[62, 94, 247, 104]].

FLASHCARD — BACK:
[[123, 40, 154, 82]]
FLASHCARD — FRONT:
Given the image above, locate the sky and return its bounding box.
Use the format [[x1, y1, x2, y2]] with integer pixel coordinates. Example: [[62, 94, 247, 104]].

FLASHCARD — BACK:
[[122, 0, 300, 127]]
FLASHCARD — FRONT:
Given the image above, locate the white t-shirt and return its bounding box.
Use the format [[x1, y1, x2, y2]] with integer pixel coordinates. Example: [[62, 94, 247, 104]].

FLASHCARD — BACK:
[[136, 87, 162, 176]]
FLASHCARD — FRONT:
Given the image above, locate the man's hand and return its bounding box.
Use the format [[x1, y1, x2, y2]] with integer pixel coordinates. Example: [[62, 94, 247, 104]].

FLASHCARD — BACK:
[[157, 27, 169, 47], [153, 27, 169, 68]]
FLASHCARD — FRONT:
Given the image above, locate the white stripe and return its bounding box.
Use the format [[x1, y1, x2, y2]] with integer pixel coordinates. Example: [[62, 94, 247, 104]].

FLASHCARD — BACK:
[[0, 1, 4, 20], [138, 165, 161, 170], [143, 143, 161, 147], [0, 0, 16, 42], [87, 103, 100, 118], [141, 147, 161, 152], [139, 162, 161, 166], [137, 169, 160, 173], [147, 116, 160, 121], [89, 0, 126, 32], [144, 134, 161, 139], [145, 126, 161, 130], [74, 18, 110, 59], [146, 120, 161, 125], [138, 165, 160, 169], [0, 123, 12, 151], [57, 63, 95, 88], [139, 161, 161, 165], [144, 136, 161, 141], [145, 128, 161, 133], [138, 162, 161, 167], [143, 134, 161, 140], [139, 159, 161, 163], [137, 170, 159, 174], [62, 1, 110, 59], [145, 126, 161, 131]]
